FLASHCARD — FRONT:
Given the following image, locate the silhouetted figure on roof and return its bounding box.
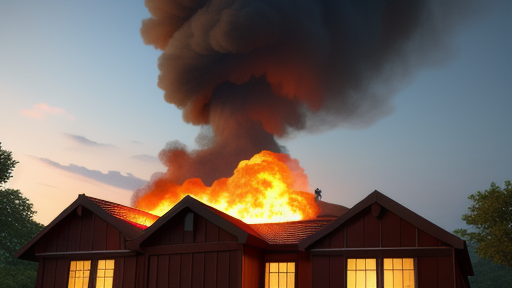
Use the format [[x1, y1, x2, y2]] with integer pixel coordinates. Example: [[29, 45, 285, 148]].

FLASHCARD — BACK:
[[315, 188, 322, 200]]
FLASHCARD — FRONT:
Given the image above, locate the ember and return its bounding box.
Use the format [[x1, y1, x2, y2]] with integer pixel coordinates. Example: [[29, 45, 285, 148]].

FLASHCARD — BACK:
[[134, 151, 319, 224]]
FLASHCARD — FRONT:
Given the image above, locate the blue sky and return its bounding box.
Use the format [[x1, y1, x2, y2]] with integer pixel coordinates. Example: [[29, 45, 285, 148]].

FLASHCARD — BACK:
[[1, 0, 510, 232]]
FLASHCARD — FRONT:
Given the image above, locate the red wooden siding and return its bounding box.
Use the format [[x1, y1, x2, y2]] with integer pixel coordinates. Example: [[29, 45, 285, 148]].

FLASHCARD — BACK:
[[143, 210, 238, 247], [242, 246, 264, 288], [34, 208, 124, 254], [148, 250, 242, 288], [309, 207, 460, 287], [311, 208, 445, 250]]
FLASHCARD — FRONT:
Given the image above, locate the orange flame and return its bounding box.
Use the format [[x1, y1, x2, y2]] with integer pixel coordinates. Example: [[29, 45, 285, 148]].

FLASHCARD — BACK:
[[134, 151, 319, 224]]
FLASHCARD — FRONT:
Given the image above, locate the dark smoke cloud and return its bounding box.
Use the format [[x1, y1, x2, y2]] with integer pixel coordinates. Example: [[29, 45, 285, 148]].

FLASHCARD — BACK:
[[135, 0, 472, 192]]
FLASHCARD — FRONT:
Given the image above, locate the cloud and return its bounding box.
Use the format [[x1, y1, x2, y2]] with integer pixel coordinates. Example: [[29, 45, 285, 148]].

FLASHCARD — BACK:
[[20, 103, 74, 120], [38, 158, 148, 191], [131, 154, 159, 162], [63, 133, 115, 148]]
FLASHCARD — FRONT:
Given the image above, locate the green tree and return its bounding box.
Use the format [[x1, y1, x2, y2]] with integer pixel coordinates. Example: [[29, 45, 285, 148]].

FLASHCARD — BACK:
[[456, 180, 512, 268], [0, 143, 44, 288]]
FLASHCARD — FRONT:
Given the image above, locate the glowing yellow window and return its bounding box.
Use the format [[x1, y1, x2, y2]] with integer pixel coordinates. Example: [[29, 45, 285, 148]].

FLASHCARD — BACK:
[[68, 260, 91, 288], [384, 258, 415, 288], [347, 259, 377, 288], [265, 262, 295, 288], [96, 259, 115, 288]]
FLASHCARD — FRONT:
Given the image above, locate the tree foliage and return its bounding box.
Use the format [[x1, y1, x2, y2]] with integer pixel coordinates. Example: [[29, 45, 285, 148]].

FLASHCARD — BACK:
[[456, 180, 512, 267], [0, 143, 44, 288], [0, 142, 18, 186]]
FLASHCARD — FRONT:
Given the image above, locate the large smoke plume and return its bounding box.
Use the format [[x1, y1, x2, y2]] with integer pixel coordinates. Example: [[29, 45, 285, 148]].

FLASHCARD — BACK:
[[133, 0, 469, 201]]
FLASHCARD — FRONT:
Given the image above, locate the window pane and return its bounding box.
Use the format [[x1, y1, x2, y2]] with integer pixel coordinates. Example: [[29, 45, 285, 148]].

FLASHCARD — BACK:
[[106, 260, 115, 270], [96, 259, 115, 288], [356, 271, 366, 288], [279, 262, 288, 273], [403, 259, 414, 270], [367, 270, 377, 288], [384, 258, 393, 270], [288, 273, 295, 288], [288, 262, 295, 272], [384, 270, 394, 288], [393, 259, 403, 270], [98, 260, 105, 270], [366, 259, 376, 270], [404, 270, 415, 288], [270, 263, 279, 272], [279, 273, 287, 288], [69, 261, 91, 288], [347, 259, 356, 270], [347, 271, 356, 288], [394, 270, 403, 288], [270, 273, 278, 288], [357, 259, 366, 270], [384, 258, 414, 288]]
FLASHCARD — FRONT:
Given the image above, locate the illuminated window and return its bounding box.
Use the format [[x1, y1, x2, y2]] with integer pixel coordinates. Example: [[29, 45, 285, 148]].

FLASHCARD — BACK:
[[68, 260, 91, 288], [96, 259, 115, 288], [384, 258, 415, 288], [265, 262, 295, 288], [347, 259, 377, 288]]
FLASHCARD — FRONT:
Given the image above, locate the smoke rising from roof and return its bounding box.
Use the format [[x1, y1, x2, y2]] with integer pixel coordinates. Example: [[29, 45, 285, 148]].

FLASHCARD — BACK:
[[135, 0, 470, 193]]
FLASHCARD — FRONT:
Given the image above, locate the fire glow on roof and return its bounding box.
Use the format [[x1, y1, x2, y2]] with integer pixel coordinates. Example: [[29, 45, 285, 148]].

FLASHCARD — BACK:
[[87, 196, 159, 229]]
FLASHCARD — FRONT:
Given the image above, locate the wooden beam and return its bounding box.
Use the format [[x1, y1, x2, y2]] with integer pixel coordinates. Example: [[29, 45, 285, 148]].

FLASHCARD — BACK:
[[144, 242, 243, 255], [310, 247, 453, 257]]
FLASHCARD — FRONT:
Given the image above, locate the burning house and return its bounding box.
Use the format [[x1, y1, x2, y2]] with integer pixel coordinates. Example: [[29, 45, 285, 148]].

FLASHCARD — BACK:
[[16, 0, 476, 287], [16, 189, 473, 288]]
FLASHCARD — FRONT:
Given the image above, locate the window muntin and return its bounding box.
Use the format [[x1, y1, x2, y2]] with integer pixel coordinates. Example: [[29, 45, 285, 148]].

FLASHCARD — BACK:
[[68, 260, 91, 288], [347, 259, 377, 288], [95, 259, 115, 288], [383, 258, 415, 288], [265, 262, 295, 288]]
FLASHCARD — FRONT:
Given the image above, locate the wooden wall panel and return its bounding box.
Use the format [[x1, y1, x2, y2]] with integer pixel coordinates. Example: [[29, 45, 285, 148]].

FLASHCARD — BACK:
[[242, 246, 263, 288], [42, 258, 56, 288], [437, 256, 454, 288], [148, 255, 158, 288], [181, 253, 193, 288], [229, 250, 242, 288], [92, 215, 107, 251], [346, 214, 365, 248], [298, 251, 312, 288], [364, 213, 380, 248], [106, 225, 120, 250], [36, 258, 44, 288], [400, 219, 416, 247], [80, 209, 94, 251], [67, 213, 81, 251], [157, 255, 170, 288], [312, 256, 330, 288], [329, 227, 344, 249], [136, 254, 145, 288], [206, 221, 220, 242], [220, 228, 238, 242], [123, 256, 137, 288], [170, 216, 185, 245], [204, 252, 217, 288], [418, 257, 438, 288], [329, 256, 344, 288], [169, 254, 181, 288], [46, 226, 59, 253], [192, 253, 205, 288], [55, 258, 69, 288], [217, 251, 230, 287], [381, 210, 401, 247], [56, 219, 70, 252], [194, 214, 207, 243], [418, 230, 440, 247], [113, 257, 124, 288]]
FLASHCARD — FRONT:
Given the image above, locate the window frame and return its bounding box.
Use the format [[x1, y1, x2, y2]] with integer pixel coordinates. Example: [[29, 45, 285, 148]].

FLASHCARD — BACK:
[[264, 261, 297, 288], [346, 258, 417, 288], [67, 258, 115, 288]]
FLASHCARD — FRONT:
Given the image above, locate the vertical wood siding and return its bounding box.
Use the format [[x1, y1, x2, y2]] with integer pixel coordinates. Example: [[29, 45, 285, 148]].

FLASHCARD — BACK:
[[311, 207, 457, 288]]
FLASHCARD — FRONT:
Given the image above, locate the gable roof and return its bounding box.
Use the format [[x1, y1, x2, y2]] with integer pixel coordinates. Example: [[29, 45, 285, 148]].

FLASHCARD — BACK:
[[299, 190, 467, 250], [128, 195, 268, 250], [16, 194, 154, 260]]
